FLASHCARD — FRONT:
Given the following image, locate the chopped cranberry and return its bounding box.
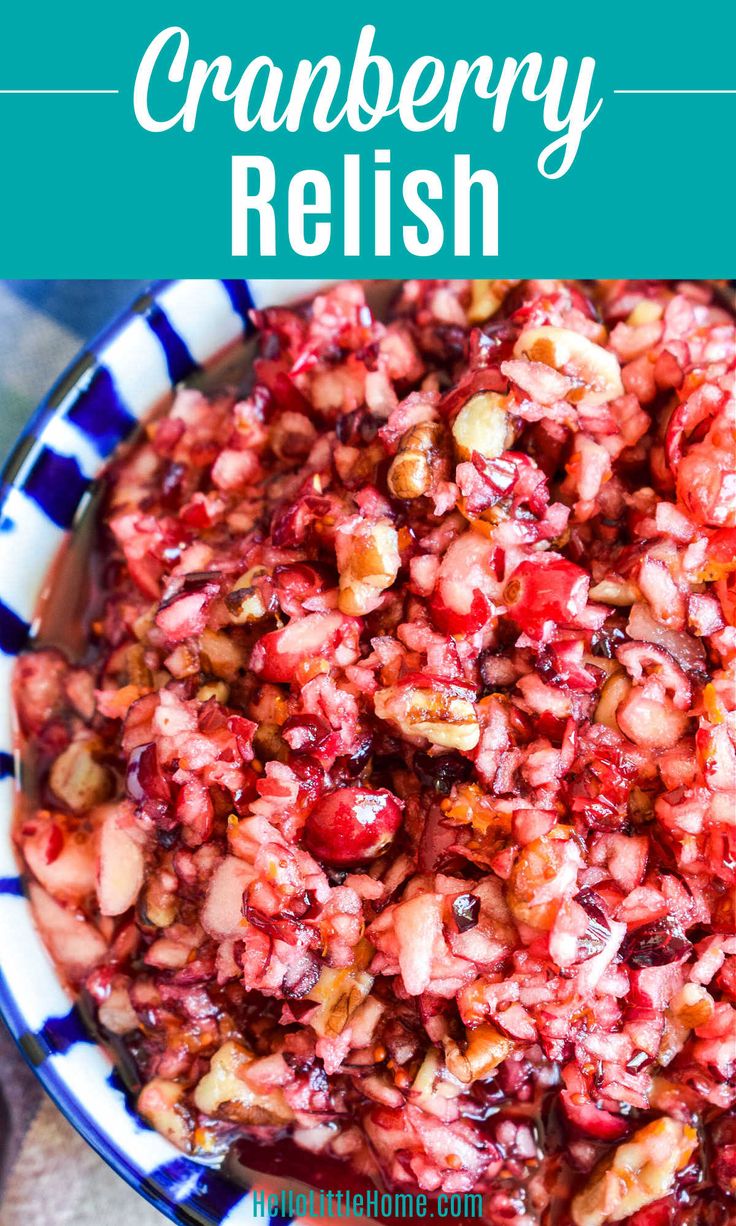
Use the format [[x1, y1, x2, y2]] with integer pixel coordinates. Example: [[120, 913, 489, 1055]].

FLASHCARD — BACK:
[[565, 731, 637, 832], [337, 733, 373, 778], [270, 490, 335, 548], [273, 563, 331, 613], [254, 358, 314, 417], [152, 416, 186, 456], [414, 750, 474, 795], [281, 952, 321, 999], [288, 755, 328, 803], [591, 624, 627, 658], [620, 917, 692, 968], [665, 384, 725, 472], [225, 714, 257, 760], [504, 555, 590, 635], [711, 1115, 736, 1199], [429, 586, 492, 635], [250, 612, 358, 684], [440, 366, 506, 417], [160, 461, 188, 504], [335, 409, 379, 446], [175, 778, 213, 844], [198, 703, 228, 738], [451, 893, 480, 933], [573, 890, 612, 961], [126, 743, 170, 805], [43, 822, 64, 865], [282, 715, 331, 754]]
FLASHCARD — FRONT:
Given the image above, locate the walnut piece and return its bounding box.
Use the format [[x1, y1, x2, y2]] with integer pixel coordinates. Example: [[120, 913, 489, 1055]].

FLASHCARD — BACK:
[[388, 421, 446, 500], [374, 682, 480, 751], [444, 1024, 515, 1084], [571, 1116, 697, 1226], [452, 392, 512, 461], [513, 325, 624, 406], [194, 1040, 294, 1125], [336, 518, 400, 616]]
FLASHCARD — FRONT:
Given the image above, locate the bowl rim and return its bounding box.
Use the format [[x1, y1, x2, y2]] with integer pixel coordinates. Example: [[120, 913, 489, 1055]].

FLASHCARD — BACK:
[[0, 277, 333, 1225]]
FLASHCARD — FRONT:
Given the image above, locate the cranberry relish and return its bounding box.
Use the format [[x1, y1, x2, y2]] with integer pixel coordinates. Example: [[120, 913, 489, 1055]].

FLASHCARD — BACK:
[[13, 281, 736, 1225]]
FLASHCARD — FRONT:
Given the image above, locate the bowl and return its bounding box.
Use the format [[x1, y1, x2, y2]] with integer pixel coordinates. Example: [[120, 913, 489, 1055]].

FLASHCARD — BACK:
[[0, 278, 334, 1225]]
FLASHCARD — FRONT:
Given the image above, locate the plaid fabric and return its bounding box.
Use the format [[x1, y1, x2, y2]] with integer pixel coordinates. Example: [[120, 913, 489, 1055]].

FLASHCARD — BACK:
[[0, 281, 148, 465], [0, 281, 165, 1225]]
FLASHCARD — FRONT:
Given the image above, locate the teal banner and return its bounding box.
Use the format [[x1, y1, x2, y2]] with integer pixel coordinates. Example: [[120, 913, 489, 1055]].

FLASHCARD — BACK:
[[0, 0, 734, 274]]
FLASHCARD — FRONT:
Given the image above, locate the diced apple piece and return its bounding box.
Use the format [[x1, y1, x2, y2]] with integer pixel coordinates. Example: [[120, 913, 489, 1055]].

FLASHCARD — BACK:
[[138, 1078, 192, 1152], [96, 805, 145, 917], [29, 883, 106, 980], [201, 856, 251, 939]]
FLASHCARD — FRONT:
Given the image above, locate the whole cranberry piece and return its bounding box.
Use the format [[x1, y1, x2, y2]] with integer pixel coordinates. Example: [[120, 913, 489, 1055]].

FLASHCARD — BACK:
[[304, 786, 403, 866]]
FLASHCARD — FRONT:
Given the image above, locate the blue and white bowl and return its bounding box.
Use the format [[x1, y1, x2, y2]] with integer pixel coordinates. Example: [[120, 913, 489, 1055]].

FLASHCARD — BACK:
[[0, 279, 333, 1225]]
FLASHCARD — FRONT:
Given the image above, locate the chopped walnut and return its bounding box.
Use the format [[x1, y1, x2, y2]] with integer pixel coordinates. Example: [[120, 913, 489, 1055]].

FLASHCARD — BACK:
[[308, 965, 376, 1038], [193, 1040, 294, 1125], [388, 421, 447, 500], [374, 681, 480, 751], [141, 867, 178, 929], [588, 578, 641, 606], [670, 982, 715, 1030], [49, 738, 112, 813], [513, 325, 624, 406], [98, 984, 140, 1035], [571, 1116, 697, 1226], [593, 671, 631, 731], [336, 518, 400, 616], [196, 680, 230, 703], [224, 567, 270, 625], [444, 1024, 514, 1084], [452, 392, 513, 461], [507, 827, 581, 931], [199, 628, 246, 680], [467, 279, 521, 324]]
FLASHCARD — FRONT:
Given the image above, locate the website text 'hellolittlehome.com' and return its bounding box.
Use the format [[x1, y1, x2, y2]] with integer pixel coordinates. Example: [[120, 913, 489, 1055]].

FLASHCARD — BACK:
[[252, 1186, 484, 1219]]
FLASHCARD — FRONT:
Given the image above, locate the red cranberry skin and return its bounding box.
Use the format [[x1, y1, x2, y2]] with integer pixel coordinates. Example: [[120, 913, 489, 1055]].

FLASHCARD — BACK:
[[665, 387, 723, 472], [250, 612, 358, 684], [429, 587, 491, 636], [504, 555, 589, 634], [126, 742, 170, 804], [304, 786, 403, 867]]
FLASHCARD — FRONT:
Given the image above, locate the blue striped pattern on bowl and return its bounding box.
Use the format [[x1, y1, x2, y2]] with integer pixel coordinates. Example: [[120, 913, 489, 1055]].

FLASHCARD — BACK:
[[0, 278, 331, 1226]]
